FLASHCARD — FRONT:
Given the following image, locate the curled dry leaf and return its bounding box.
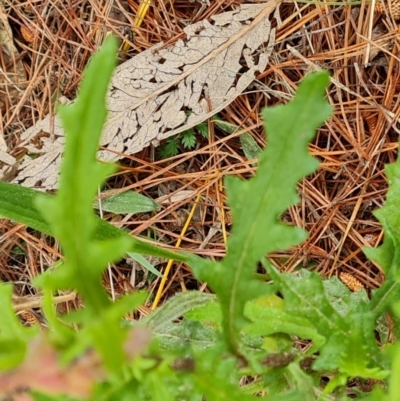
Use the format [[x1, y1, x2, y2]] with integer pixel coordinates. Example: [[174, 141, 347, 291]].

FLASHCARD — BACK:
[[10, 1, 280, 190]]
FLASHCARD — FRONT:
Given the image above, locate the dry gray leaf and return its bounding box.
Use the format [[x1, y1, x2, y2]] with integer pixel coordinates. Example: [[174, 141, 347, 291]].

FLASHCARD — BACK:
[[11, 0, 280, 189]]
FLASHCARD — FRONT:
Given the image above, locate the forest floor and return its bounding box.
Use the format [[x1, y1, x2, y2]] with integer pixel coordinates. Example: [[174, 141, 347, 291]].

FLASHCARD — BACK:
[[0, 0, 398, 322]]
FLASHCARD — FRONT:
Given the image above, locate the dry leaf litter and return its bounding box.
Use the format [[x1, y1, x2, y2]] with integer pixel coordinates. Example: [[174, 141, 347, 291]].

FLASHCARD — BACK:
[[0, 0, 399, 314]]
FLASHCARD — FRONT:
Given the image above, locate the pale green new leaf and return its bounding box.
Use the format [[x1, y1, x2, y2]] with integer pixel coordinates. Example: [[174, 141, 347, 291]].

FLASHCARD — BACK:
[[191, 72, 332, 354]]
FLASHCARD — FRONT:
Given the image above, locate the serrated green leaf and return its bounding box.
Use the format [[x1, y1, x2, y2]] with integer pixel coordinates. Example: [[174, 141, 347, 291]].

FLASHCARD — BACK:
[[339, 321, 387, 379], [191, 72, 332, 354], [32, 36, 128, 372], [363, 161, 400, 276], [244, 295, 325, 355], [267, 266, 387, 387], [95, 190, 160, 214], [181, 130, 197, 149], [159, 137, 179, 158], [363, 141, 400, 317], [196, 122, 209, 138]]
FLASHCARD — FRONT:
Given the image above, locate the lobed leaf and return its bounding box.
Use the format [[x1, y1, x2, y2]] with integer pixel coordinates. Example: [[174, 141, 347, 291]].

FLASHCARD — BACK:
[[31, 36, 149, 372], [364, 155, 400, 318], [191, 72, 332, 354], [267, 266, 388, 388]]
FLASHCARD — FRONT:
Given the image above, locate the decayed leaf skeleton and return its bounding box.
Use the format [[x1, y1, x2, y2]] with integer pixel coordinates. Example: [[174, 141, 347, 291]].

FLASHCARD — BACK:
[[10, 1, 281, 190]]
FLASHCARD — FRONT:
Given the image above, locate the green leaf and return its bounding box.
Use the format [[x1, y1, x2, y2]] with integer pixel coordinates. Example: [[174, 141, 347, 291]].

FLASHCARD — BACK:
[[32, 36, 127, 371], [196, 122, 209, 139], [153, 319, 217, 351], [267, 267, 387, 387], [26, 36, 153, 373], [95, 190, 160, 214], [127, 252, 164, 278], [321, 275, 370, 317], [363, 134, 400, 317], [0, 179, 191, 263], [213, 117, 261, 165], [41, 289, 76, 349], [0, 285, 35, 370], [143, 291, 217, 331], [0, 180, 57, 236], [191, 72, 332, 354], [140, 292, 219, 352], [287, 363, 315, 401], [244, 295, 325, 355], [30, 392, 79, 401], [181, 130, 197, 149], [193, 350, 258, 401], [363, 159, 400, 276], [159, 137, 179, 158], [185, 298, 222, 328], [239, 133, 262, 166], [213, 117, 238, 134], [388, 303, 400, 400], [85, 292, 147, 369]]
